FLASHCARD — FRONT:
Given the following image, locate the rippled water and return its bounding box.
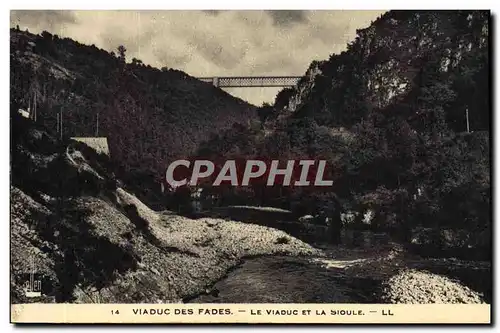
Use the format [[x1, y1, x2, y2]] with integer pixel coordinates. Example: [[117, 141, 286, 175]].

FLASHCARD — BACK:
[[188, 256, 380, 303]]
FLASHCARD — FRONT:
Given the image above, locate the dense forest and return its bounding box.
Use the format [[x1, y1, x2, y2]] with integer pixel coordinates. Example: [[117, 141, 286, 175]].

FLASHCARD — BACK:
[[191, 10, 491, 258]]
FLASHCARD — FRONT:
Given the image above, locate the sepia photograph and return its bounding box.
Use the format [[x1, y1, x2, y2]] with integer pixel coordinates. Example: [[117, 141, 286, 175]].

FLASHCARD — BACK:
[[8, 8, 492, 324]]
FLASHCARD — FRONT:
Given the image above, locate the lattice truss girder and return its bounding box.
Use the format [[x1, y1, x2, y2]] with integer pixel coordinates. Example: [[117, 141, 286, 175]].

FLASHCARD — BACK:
[[197, 76, 301, 87]]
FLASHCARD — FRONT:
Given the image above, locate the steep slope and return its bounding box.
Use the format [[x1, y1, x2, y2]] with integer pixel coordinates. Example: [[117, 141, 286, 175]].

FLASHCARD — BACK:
[[10, 115, 317, 303], [10, 28, 257, 185], [273, 10, 489, 131], [267, 10, 491, 239], [191, 10, 491, 260]]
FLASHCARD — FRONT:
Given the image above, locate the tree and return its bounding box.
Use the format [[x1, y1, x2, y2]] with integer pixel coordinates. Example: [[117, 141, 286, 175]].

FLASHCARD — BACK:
[[257, 103, 274, 122], [117, 45, 127, 60], [41, 31, 53, 40], [131, 58, 143, 66]]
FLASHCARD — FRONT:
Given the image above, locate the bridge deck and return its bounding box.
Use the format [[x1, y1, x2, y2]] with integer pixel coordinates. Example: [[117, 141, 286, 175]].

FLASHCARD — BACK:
[[197, 76, 301, 88]]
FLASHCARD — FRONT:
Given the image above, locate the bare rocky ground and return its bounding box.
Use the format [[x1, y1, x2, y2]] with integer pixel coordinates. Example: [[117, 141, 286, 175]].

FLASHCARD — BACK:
[[11, 185, 318, 303], [10, 121, 490, 304], [381, 270, 485, 304]]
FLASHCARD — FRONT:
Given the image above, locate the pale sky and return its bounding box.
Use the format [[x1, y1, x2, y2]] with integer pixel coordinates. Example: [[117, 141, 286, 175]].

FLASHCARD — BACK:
[[10, 10, 385, 105]]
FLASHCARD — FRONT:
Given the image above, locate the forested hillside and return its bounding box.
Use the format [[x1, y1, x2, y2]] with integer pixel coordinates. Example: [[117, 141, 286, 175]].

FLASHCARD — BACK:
[[193, 10, 491, 259], [274, 11, 489, 130], [10, 28, 257, 187]]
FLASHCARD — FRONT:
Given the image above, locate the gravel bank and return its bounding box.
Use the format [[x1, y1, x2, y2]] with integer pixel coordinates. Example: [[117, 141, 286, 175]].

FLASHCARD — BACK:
[[11, 185, 320, 303], [381, 269, 486, 304]]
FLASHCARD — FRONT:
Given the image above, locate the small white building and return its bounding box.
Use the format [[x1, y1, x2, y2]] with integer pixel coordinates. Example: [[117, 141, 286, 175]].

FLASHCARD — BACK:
[[17, 108, 30, 118], [70, 137, 110, 156]]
